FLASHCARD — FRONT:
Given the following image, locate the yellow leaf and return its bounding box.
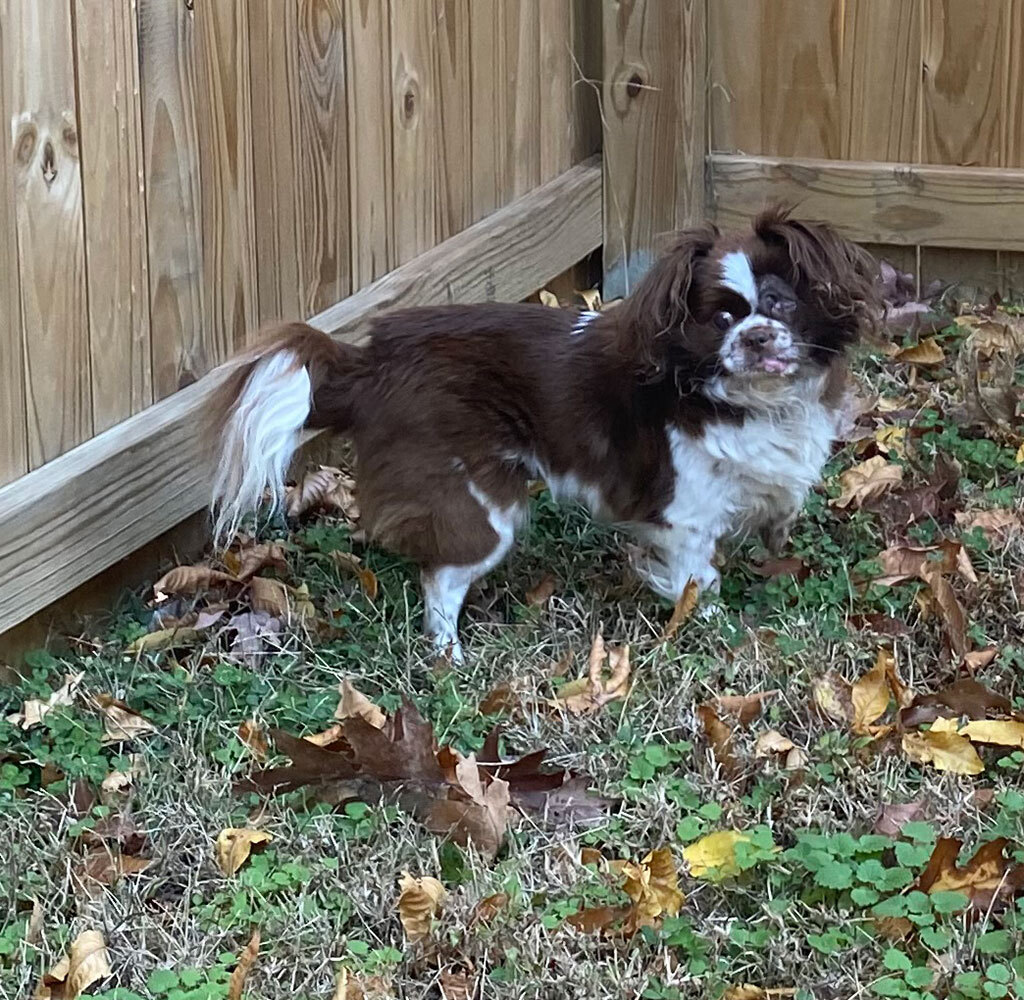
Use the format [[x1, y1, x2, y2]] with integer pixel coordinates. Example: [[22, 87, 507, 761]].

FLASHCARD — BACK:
[[874, 426, 908, 457], [7, 672, 83, 730], [578, 287, 602, 311], [830, 456, 903, 509], [226, 929, 260, 1000], [929, 717, 1024, 749], [396, 873, 446, 943], [851, 651, 893, 731], [618, 847, 685, 926], [682, 830, 773, 881], [34, 929, 111, 1000], [901, 731, 984, 775], [1016, 441, 1024, 465], [216, 828, 273, 876], [538, 289, 560, 308], [128, 627, 203, 653], [894, 337, 945, 365], [551, 634, 630, 715], [661, 579, 699, 640], [335, 679, 386, 729]]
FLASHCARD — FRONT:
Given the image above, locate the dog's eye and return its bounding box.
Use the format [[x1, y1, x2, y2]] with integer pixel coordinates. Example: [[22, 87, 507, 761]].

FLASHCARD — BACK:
[[712, 311, 734, 331]]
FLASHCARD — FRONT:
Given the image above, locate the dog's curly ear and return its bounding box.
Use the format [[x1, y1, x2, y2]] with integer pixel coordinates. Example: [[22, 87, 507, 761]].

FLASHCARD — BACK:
[[615, 223, 719, 381], [755, 205, 881, 340]]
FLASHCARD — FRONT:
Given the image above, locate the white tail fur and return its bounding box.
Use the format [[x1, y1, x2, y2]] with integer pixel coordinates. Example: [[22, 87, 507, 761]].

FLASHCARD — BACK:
[[211, 351, 312, 544]]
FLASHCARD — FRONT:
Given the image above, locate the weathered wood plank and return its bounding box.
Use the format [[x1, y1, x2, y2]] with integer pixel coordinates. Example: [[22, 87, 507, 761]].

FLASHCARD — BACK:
[[603, 0, 707, 298], [433, 0, 471, 239], [571, 0, 603, 163], [8, 0, 92, 466], [74, 0, 153, 432], [468, 0, 508, 221], [249, 1, 303, 324], [0, 157, 603, 636], [345, 0, 394, 286], [138, 0, 205, 397], [506, 0, 541, 197], [708, 153, 1024, 251], [298, 0, 351, 312], [539, 0, 573, 180], [0, 2, 28, 485], [194, 0, 259, 358]]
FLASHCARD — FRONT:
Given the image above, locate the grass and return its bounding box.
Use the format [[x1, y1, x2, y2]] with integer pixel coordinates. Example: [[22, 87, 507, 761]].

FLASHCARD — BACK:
[[1, 322, 1023, 1000]]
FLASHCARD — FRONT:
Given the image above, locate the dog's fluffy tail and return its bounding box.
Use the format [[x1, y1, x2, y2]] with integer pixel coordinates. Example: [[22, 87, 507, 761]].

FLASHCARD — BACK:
[[208, 321, 362, 544]]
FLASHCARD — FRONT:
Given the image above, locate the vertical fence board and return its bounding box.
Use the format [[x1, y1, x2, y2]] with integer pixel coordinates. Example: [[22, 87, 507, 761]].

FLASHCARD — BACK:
[[249, 2, 302, 324], [0, 2, 28, 485], [539, 0, 573, 181], [434, 0, 471, 240], [9, 0, 92, 467], [138, 0, 205, 397], [195, 1, 258, 358], [571, 0, 603, 163], [469, 0, 508, 222], [506, 0, 541, 197], [603, 0, 707, 298], [74, 0, 153, 432], [298, 0, 351, 313], [390, 0, 438, 263], [345, 0, 394, 287]]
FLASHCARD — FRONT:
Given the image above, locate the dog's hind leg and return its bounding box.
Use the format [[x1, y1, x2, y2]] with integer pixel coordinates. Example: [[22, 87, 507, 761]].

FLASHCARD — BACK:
[[421, 482, 523, 663]]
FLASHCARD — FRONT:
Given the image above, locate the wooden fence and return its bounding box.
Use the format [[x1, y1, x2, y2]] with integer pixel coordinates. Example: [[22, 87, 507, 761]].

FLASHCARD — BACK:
[[6, 0, 1024, 640]]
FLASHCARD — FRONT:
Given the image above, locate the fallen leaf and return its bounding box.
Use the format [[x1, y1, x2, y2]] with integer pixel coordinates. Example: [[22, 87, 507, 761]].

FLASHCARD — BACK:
[[335, 679, 386, 729], [439, 970, 472, 1000], [227, 929, 260, 1000], [869, 539, 964, 587], [330, 551, 378, 600], [471, 892, 509, 925], [754, 731, 795, 758], [128, 627, 202, 653], [565, 904, 633, 935], [77, 848, 152, 888], [965, 314, 1024, 357], [216, 828, 273, 876], [723, 989, 797, 1000], [478, 682, 517, 716], [811, 671, 854, 725], [7, 672, 83, 730], [662, 579, 699, 640], [237, 720, 269, 760], [538, 288, 560, 308], [874, 800, 927, 837], [1016, 442, 1024, 464], [91, 695, 157, 743], [749, 557, 809, 581], [894, 337, 945, 365], [683, 830, 770, 881], [231, 541, 289, 582], [286, 466, 358, 521], [333, 968, 364, 1000], [921, 570, 970, 658], [783, 747, 808, 770], [551, 634, 630, 715], [919, 838, 1024, 914], [25, 899, 44, 947], [34, 929, 111, 1000], [874, 917, 915, 942], [851, 649, 896, 732], [831, 456, 904, 509], [873, 426, 909, 457], [249, 576, 315, 623], [426, 753, 509, 859], [711, 689, 780, 727], [697, 703, 740, 778], [396, 873, 446, 943], [152, 565, 238, 602], [901, 678, 1010, 728], [578, 287, 602, 311], [614, 846, 685, 929], [99, 755, 143, 803], [901, 731, 984, 775], [956, 508, 1021, 546], [929, 717, 1024, 749], [525, 574, 557, 606]]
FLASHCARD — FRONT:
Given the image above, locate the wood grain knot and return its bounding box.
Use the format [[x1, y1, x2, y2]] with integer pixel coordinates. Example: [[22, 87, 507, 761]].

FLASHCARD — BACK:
[[626, 72, 644, 98], [402, 85, 418, 124], [41, 141, 57, 186], [13, 119, 36, 168], [609, 63, 648, 113]]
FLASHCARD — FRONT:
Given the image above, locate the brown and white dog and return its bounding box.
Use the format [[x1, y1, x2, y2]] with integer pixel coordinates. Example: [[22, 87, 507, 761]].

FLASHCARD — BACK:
[[209, 208, 878, 661]]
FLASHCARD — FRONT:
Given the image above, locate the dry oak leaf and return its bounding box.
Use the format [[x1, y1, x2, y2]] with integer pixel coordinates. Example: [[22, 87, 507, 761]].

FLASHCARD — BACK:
[[330, 551, 379, 601], [754, 730, 795, 758], [711, 689, 780, 727], [471, 891, 509, 925], [249, 576, 316, 622], [396, 873, 446, 943], [929, 717, 1024, 749], [918, 837, 1024, 914], [551, 634, 630, 714], [851, 648, 911, 734], [229, 540, 289, 582], [662, 578, 699, 640], [682, 830, 774, 881], [7, 672, 84, 730], [426, 752, 510, 860], [874, 799, 927, 838], [77, 848, 152, 889], [901, 731, 984, 775], [870, 540, 964, 587], [964, 647, 999, 673], [830, 456, 903, 509], [614, 847, 685, 927], [34, 930, 111, 1000], [152, 565, 239, 602], [525, 574, 557, 607], [99, 755, 144, 803], [902, 678, 1011, 728], [811, 671, 854, 725], [286, 465, 358, 520], [894, 336, 945, 365], [91, 694, 157, 743], [216, 828, 273, 876], [697, 703, 740, 778], [335, 679, 386, 729], [227, 929, 260, 1000], [955, 508, 1021, 546]]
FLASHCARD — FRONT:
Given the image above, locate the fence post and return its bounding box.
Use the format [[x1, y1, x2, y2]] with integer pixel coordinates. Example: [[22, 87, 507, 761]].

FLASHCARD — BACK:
[[602, 0, 707, 299]]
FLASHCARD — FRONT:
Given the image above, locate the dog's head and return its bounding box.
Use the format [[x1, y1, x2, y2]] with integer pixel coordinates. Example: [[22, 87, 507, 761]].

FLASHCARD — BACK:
[[616, 207, 879, 406]]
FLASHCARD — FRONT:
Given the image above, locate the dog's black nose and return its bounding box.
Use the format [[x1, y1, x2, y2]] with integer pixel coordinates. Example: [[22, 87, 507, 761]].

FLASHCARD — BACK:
[[743, 326, 774, 350]]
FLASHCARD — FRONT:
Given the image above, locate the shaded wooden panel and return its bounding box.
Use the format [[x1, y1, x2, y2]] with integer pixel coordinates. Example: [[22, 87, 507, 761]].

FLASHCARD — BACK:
[[138, 0, 205, 397], [73, 0, 152, 433], [505, 0, 541, 196], [249, 1, 303, 324], [298, 0, 351, 313], [709, 0, 842, 157], [603, 0, 707, 297], [195, 1, 258, 358], [0, 2, 28, 485], [433, 0, 472, 239], [539, 0, 573, 180], [345, 0, 394, 287], [839, 0, 920, 161], [571, 0, 604, 163], [8, 0, 92, 467], [469, 0, 509, 221], [0, 157, 603, 636], [709, 154, 1024, 251], [390, 0, 438, 263]]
